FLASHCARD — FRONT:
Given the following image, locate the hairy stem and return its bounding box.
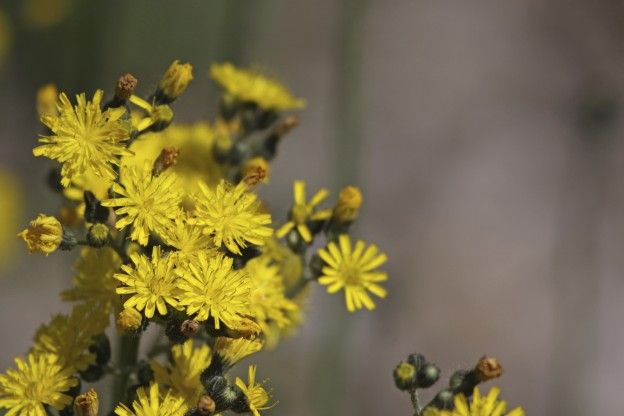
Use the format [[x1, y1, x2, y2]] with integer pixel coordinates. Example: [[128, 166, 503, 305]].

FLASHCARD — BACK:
[[112, 334, 140, 407], [410, 389, 421, 416]]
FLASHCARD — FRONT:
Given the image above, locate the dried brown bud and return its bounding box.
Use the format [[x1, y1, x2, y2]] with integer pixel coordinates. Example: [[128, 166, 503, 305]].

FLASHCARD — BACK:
[[197, 395, 216, 416], [243, 165, 267, 189], [181, 319, 200, 336], [74, 388, 99, 416], [152, 147, 180, 176], [115, 73, 138, 100], [274, 115, 299, 137], [475, 356, 503, 382]]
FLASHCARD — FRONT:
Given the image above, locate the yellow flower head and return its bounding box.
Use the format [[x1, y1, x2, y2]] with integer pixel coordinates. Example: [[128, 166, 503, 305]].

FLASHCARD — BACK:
[[276, 180, 331, 243], [176, 252, 251, 328], [33, 90, 131, 187], [103, 163, 182, 246], [423, 387, 525, 416], [151, 339, 211, 405], [61, 247, 121, 312], [0, 353, 77, 416], [333, 185, 362, 222], [245, 256, 298, 334], [160, 216, 215, 266], [213, 337, 263, 367], [129, 95, 174, 132], [32, 304, 109, 372], [117, 307, 143, 332], [159, 60, 193, 101], [74, 388, 99, 416], [115, 383, 187, 416], [191, 180, 272, 255], [18, 214, 63, 255], [318, 234, 388, 312], [210, 62, 305, 111], [235, 365, 275, 416], [115, 246, 179, 319]]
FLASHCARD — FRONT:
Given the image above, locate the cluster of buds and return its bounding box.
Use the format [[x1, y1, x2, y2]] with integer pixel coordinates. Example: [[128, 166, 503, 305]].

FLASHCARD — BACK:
[[393, 353, 503, 412]]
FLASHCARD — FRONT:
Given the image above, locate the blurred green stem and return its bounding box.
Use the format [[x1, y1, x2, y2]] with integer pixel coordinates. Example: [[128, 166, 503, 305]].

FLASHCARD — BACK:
[[112, 334, 140, 407]]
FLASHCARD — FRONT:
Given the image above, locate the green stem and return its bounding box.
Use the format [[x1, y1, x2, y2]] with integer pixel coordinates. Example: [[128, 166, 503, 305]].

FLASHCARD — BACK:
[[112, 334, 140, 406], [410, 389, 421, 416]]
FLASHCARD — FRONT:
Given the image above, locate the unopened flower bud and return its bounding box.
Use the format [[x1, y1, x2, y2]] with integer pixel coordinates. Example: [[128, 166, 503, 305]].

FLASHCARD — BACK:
[[117, 307, 142, 332], [18, 214, 63, 255], [197, 395, 216, 416], [430, 389, 454, 410], [115, 73, 138, 101], [475, 356, 503, 382], [87, 223, 110, 248], [181, 319, 200, 337], [152, 147, 179, 176], [159, 60, 193, 102], [407, 353, 425, 371], [37, 84, 58, 117], [74, 388, 99, 416], [84, 191, 109, 224], [243, 165, 267, 189], [416, 363, 440, 388], [333, 186, 362, 222], [393, 361, 417, 391], [243, 157, 270, 184]]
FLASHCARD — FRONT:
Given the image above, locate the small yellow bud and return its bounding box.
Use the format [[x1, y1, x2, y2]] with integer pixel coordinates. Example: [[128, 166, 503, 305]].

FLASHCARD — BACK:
[[36, 84, 58, 117], [393, 361, 416, 391], [474, 356, 503, 382], [87, 223, 110, 248], [18, 214, 62, 255], [243, 157, 270, 184], [333, 186, 362, 222], [159, 60, 193, 100], [197, 395, 216, 416], [74, 388, 99, 416], [116, 307, 142, 332]]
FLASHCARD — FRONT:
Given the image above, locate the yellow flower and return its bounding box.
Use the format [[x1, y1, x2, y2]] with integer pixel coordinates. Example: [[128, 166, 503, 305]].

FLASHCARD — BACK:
[[103, 163, 182, 246], [235, 365, 274, 416], [159, 60, 193, 101], [245, 256, 297, 335], [423, 387, 524, 416], [115, 246, 179, 319], [36, 84, 58, 117], [160, 216, 215, 266], [18, 214, 63, 255], [32, 304, 109, 372], [33, 90, 131, 187], [151, 340, 211, 405], [276, 180, 331, 243], [262, 238, 303, 289], [116, 307, 143, 332], [129, 95, 174, 132], [74, 388, 99, 416], [115, 383, 187, 416], [333, 185, 362, 222], [317, 234, 388, 312], [213, 337, 263, 367], [63, 170, 112, 203], [191, 180, 272, 255], [0, 353, 77, 416], [61, 247, 121, 312], [176, 252, 251, 328], [210, 62, 305, 111]]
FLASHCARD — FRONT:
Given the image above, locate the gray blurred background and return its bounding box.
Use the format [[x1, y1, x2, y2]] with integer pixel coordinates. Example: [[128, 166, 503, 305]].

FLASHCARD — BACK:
[[2, 1, 624, 415]]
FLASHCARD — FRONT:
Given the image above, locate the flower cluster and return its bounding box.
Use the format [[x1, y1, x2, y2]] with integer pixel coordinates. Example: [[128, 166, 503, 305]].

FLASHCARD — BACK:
[[4, 59, 390, 416]]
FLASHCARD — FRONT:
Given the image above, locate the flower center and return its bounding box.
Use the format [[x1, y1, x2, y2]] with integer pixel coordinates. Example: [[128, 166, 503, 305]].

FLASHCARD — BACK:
[[291, 204, 308, 224]]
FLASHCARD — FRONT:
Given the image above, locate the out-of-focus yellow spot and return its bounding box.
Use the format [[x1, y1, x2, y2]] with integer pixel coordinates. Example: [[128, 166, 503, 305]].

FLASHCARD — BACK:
[[0, 169, 23, 270], [22, 0, 73, 29]]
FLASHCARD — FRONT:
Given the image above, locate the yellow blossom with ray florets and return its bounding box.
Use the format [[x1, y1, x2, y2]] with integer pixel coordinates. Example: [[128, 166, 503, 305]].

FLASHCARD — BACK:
[[245, 256, 298, 335], [235, 365, 275, 416], [190, 180, 272, 255], [103, 163, 182, 246], [115, 246, 179, 319], [33, 90, 131, 187], [31, 304, 109, 372], [422, 387, 525, 416], [176, 252, 251, 328], [210, 62, 305, 111], [317, 234, 388, 312], [114, 383, 187, 416], [18, 214, 63, 255], [61, 247, 121, 312], [0, 353, 77, 416], [160, 216, 216, 266], [276, 180, 332, 243], [129, 95, 173, 133], [214, 337, 264, 368], [150, 340, 211, 405], [63, 170, 112, 203], [159, 60, 194, 101]]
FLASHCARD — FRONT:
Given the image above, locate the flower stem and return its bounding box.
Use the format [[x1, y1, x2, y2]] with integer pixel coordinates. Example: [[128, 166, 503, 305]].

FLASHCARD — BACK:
[[112, 333, 140, 407], [410, 389, 421, 416]]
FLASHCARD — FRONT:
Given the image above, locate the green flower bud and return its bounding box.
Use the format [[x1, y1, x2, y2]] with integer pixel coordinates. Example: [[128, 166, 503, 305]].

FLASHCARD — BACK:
[[393, 361, 417, 391]]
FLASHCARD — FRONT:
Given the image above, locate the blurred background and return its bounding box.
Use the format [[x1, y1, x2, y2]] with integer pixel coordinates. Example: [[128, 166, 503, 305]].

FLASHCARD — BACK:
[[1, 1, 624, 415]]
